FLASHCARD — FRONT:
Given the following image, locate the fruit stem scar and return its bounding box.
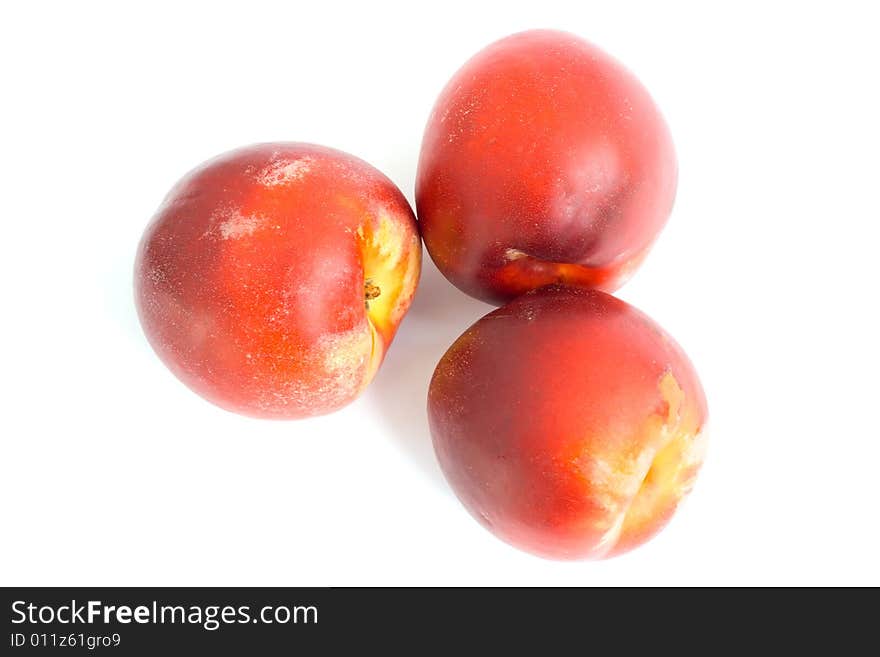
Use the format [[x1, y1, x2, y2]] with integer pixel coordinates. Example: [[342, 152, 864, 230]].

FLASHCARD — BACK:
[[364, 278, 381, 306]]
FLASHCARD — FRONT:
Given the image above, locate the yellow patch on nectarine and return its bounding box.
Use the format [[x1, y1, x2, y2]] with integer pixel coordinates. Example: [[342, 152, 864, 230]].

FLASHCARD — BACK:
[[583, 371, 706, 557], [357, 212, 421, 337]]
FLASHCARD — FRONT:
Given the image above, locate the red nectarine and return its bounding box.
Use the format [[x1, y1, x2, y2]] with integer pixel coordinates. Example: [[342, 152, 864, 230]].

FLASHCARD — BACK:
[[416, 30, 677, 304], [135, 143, 421, 419], [428, 286, 707, 559]]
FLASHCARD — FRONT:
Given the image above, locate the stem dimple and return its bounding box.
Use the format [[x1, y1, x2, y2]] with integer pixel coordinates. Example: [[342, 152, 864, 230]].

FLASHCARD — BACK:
[[364, 279, 381, 306]]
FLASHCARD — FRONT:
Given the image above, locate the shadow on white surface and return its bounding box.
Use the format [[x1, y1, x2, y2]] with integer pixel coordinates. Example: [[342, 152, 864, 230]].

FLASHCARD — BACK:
[[365, 253, 494, 493]]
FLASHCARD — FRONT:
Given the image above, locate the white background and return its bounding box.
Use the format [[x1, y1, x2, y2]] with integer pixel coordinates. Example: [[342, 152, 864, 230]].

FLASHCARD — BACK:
[[2, 1, 878, 586]]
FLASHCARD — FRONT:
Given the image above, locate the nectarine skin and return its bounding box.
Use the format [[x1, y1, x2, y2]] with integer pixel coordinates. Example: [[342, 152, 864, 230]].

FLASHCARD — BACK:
[[428, 286, 707, 559], [416, 30, 677, 305], [135, 143, 420, 419]]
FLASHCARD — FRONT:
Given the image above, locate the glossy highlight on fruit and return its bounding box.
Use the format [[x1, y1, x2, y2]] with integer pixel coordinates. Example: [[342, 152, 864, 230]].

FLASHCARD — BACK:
[[428, 286, 707, 559], [135, 143, 421, 419], [416, 30, 677, 304]]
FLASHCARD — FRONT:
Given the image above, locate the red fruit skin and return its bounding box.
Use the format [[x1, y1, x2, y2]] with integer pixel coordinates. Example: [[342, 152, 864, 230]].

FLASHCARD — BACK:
[[416, 30, 677, 305], [135, 143, 421, 419], [428, 286, 707, 560]]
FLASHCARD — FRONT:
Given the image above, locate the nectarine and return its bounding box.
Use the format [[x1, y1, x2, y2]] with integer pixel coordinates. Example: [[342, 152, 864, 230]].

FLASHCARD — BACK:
[[416, 30, 677, 304], [428, 286, 707, 559], [135, 143, 420, 419]]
